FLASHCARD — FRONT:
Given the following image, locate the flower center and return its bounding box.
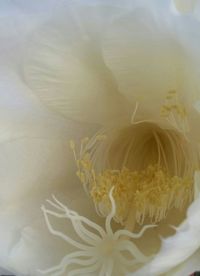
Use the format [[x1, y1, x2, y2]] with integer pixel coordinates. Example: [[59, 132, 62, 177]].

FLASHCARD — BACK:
[[70, 120, 198, 230], [97, 237, 116, 257]]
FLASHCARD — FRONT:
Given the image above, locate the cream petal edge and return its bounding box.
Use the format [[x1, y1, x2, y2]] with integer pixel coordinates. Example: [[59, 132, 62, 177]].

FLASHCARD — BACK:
[[165, 247, 200, 275]]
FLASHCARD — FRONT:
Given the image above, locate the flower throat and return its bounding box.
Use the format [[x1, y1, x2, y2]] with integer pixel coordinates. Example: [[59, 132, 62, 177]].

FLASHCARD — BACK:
[[70, 122, 196, 230]]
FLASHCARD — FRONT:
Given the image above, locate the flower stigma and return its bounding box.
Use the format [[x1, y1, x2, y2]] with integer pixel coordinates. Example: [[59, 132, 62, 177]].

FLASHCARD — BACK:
[[39, 188, 154, 275]]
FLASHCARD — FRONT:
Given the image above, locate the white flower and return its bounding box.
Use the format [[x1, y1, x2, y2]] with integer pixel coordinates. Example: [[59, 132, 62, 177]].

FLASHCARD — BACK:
[[1, 0, 200, 276]]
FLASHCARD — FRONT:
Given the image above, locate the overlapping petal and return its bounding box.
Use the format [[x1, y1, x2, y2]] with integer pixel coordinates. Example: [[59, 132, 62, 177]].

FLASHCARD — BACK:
[[1, 1, 200, 276], [24, 1, 132, 125], [102, 1, 200, 123]]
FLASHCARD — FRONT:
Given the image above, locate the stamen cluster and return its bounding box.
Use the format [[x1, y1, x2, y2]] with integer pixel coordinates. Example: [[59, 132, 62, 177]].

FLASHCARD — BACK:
[[70, 138, 193, 226]]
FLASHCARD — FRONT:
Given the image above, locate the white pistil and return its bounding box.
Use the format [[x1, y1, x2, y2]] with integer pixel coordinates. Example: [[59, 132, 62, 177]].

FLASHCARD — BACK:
[[39, 188, 154, 275]]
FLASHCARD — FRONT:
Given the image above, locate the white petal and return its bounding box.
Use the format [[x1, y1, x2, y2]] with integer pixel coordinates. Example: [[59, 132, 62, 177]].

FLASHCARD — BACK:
[[0, 70, 72, 143], [0, 1, 71, 143], [102, 2, 200, 121], [24, 2, 131, 125], [172, 14, 200, 117], [0, 0, 58, 70], [171, 15, 200, 139], [102, 4, 177, 119], [0, 109, 94, 205], [165, 247, 200, 275], [0, 139, 70, 204]]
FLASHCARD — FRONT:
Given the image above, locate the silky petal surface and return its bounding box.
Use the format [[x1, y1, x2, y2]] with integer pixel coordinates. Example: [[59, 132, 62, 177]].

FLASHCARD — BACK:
[[102, 2, 177, 120], [0, 70, 73, 143], [165, 247, 200, 275], [0, 0, 59, 70], [102, 0, 200, 123], [0, 0, 72, 143], [24, 1, 132, 125]]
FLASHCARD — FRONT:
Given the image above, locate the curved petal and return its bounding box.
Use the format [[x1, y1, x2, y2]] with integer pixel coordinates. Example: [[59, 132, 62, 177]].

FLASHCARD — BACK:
[[102, 2, 180, 121], [0, 103, 97, 205], [24, 1, 131, 125], [102, 0, 200, 122], [0, 1, 70, 143], [0, 0, 58, 70], [0, 70, 74, 143], [165, 247, 200, 275]]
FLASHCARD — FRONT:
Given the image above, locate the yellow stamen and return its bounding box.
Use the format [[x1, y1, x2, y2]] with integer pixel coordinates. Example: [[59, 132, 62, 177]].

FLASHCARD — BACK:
[[71, 135, 194, 227], [161, 90, 189, 134]]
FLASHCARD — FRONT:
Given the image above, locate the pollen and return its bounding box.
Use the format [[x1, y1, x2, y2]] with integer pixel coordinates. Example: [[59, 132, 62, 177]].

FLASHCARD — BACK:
[[161, 90, 189, 134], [70, 134, 194, 228]]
